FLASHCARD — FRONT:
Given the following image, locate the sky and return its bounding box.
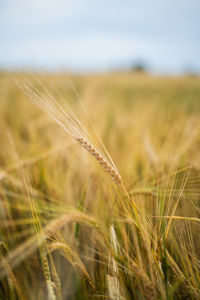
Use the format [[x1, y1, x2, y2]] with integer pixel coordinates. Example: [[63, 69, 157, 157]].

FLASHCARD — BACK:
[[0, 0, 200, 74]]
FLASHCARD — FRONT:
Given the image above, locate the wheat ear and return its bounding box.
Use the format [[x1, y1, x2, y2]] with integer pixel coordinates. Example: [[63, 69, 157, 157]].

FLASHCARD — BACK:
[[107, 225, 121, 300], [132, 261, 156, 300], [74, 136, 122, 185], [13, 75, 130, 195]]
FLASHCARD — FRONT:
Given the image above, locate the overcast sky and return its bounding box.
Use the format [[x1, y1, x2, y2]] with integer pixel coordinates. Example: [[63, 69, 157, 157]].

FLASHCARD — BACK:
[[0, 0, 200, 73]]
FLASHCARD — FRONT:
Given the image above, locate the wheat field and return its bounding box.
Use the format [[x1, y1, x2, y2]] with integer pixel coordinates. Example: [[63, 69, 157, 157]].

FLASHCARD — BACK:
[[0, 71, 200, 299]]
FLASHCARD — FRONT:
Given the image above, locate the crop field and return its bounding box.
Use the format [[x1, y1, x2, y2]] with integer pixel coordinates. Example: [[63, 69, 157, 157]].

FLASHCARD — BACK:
[[0, 72, 200, 299]]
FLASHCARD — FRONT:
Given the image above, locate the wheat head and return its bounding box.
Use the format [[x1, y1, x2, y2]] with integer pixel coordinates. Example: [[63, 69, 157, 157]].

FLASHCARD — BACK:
[[75, 136, 122, 185]]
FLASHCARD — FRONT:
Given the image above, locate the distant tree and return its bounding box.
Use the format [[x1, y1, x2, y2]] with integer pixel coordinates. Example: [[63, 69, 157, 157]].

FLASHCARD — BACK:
[[184, 68, 199, 77], [130, 61, 148, 73]]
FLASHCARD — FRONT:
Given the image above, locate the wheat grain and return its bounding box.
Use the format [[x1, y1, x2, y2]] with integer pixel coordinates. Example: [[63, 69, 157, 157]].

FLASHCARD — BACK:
[[46, 280, 56, 300]]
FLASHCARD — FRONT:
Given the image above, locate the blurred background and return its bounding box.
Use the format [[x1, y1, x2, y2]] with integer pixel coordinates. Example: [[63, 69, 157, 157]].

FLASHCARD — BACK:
[[0, 0, 200, 74], [1, 2, 200, 299]]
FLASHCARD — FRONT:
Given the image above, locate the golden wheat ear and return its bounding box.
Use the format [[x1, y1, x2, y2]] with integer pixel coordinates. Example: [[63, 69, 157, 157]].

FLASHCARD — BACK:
[[14, 74, 128, 192], [74, 136, 122, 184]]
